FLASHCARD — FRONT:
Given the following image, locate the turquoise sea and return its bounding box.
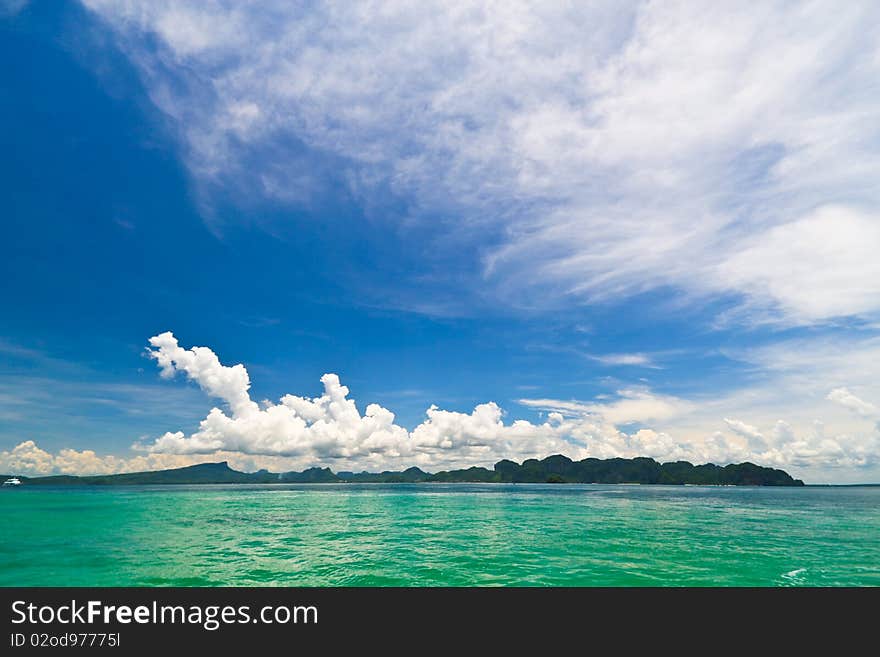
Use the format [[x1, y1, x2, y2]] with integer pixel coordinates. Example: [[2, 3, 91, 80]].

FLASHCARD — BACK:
[[1, 484, 878, 586]]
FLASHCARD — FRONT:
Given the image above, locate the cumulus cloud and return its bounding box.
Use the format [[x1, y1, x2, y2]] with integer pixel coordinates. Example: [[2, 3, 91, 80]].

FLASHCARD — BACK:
[[0, 439, 203, 477], [141, 332, 595, 469], [4, 333, 879, 477], [80, 0, 880, 323], [135, 333, 878, 473], [723, 418, 766, 451], [138, 333, 728, 468], [710, 417, 875, 470], [0, 440, 53, 475], [148, 331, 258, 418]]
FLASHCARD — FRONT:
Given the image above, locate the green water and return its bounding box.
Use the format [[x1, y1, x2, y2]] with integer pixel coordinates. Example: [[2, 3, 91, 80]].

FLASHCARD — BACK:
[[1, 484, 878, 586]]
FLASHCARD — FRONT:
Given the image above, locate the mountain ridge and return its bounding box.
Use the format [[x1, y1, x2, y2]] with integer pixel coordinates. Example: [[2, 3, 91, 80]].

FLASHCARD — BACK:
[[3, 454, 805, 486]]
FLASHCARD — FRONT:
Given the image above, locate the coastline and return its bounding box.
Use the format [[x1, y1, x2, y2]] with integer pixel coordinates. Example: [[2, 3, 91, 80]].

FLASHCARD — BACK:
[[2, 453, 806, 487]]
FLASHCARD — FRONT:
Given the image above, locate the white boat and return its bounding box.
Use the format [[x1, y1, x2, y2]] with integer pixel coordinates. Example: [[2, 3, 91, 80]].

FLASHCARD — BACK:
[[2, 477, 22, 487]]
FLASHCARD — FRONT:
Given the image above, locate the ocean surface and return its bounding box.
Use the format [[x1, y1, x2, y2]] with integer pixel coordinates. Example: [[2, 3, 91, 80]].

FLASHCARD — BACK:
[[1, 484, 878, 586]]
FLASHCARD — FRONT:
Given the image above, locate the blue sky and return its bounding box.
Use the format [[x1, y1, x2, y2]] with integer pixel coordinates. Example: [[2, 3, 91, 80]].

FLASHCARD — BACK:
[[2, 1, 879, 482]]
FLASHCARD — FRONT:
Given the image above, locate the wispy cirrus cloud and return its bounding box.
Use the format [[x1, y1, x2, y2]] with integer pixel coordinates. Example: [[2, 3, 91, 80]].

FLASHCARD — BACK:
[[518, 388, 692, 426], [79, 0, 880, 324], [583, 352, 658, 368]]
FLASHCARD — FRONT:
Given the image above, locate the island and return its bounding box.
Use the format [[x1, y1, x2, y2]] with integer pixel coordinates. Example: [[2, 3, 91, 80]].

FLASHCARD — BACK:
[[2, 454, 804, 486]]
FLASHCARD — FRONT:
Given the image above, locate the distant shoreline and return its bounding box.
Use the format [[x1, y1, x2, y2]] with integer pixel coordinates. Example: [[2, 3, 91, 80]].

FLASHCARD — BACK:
[[2, 454, 806, 487]]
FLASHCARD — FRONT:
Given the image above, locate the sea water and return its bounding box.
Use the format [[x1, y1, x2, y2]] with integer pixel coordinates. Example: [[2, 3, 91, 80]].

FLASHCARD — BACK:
[[1, 484, 877, 586]]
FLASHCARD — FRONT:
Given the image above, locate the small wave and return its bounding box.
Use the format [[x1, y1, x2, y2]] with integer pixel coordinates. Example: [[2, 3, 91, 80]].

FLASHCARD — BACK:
[[782, 568, 807, 580]]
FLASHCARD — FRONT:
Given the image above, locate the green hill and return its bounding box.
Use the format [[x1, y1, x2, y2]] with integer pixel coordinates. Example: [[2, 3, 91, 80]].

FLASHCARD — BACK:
[[4, 454, 804, 486]]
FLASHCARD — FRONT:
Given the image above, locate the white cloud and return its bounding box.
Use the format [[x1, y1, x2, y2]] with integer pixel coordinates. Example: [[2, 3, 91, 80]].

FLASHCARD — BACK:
[[723, 418, 766, 451], [586, 353, 654, 367], [717, 206, 880, 322], [827, 388, 879, 418], [519, 388, 692, 425], [140, 333, 878, 475], [139, 333, 742, 468], [148, 331, 258, 418], [4, 332, 879, 479], [80, 0, 880, 323], [0, 439, 200, 476], [141, 332, 594, 469], [0, 440, 53, 475], [518, 331, 880, 478]]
